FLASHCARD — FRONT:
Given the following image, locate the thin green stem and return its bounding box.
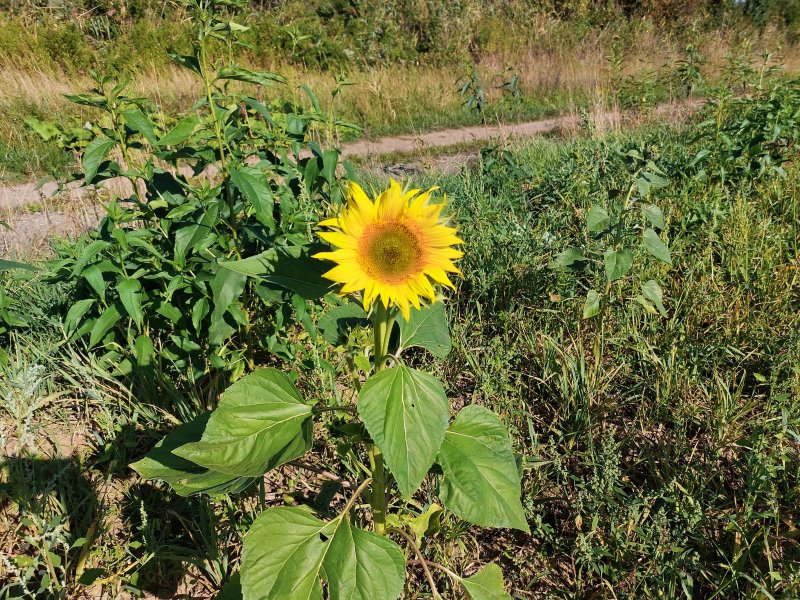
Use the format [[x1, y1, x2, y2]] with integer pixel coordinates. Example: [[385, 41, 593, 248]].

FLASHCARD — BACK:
[[197, 18, 240, 254], [342, 477, 373, 516], [314, 405, 357, 414], [390, 528, 442, 599], [368, 301, 394, 535], [408, 559, 460, 582], [199, 30, 227, 171]]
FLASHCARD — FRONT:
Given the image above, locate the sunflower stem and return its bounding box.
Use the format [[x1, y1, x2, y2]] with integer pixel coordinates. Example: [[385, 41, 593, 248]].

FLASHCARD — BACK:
[[369, 445, 387, 535], [369, 301, 394, 534], [373, 301, 392, 373]]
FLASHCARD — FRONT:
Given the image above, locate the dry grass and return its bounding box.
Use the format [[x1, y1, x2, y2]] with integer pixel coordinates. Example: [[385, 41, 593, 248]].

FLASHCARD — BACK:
[[1, 19, 796, 137]]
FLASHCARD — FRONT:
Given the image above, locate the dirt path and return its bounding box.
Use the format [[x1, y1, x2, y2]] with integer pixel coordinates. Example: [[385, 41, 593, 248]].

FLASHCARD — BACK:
[[0, 114, 577, 210], [0, 101, 699, 256]]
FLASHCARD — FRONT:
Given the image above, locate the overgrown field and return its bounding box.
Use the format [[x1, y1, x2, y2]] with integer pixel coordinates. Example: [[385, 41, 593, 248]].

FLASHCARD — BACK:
[[2, 0, 800, 183], [1, 21, 800, 594], [2, 1, 800, 598]]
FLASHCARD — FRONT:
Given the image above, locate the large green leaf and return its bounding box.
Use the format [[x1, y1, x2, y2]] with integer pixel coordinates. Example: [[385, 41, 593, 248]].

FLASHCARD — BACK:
[[173, 203, 220, 265], [220, 245, 329, 299], [642, 279, 667, 316], [241, 506, 404, 600], [582, 289, 601, 319], [230, 166, 274, 229], [0, 259, 37, 272], [437, 405, 529, 532], [24, 116, 60, 141], [117, 278, 143, 328], [208, 267, 247, 346], [121, 108, 158, 146], [603, 248, 633, 282], [551, 247, 587, 270], [71, 240, 109, 277], [82, 137, 116, 184], [642, 228, 672, 265], [158, 115, 201, 146], [168, 53, 202, 76], [130, 413, 255, 496], [398, 303, 451, 359], [216, 573, 242, 600], [317, 302, 368, 346], [642, 204, 665, 229], [217, 66, 287, 87], [88, 303, 123, 347], [586, 205, 612, 233], [458, 564, 512, 600], [64, 299, 94, 332], [358, 366, 449, 498], [174, 369, 312, 477]]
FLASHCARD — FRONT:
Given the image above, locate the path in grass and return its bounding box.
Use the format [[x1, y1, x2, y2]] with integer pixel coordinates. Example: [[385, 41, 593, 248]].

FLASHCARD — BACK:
[[0, 101, 699, 255]]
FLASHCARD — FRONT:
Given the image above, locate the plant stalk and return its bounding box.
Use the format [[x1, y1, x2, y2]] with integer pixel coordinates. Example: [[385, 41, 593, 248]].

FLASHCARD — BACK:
[[369, 445, 387, 534], [369, 301, 393, 534]]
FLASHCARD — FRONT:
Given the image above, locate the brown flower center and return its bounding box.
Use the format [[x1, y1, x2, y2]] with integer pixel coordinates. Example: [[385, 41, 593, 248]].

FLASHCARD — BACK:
[[358, 222, 423, 283]]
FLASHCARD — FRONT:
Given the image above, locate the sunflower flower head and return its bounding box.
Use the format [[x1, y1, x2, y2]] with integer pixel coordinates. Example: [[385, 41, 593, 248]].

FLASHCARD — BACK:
[[314, 180, 464, 320]]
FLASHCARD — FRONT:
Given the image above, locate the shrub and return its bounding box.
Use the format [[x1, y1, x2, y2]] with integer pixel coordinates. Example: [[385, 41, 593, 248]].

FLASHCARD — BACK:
[[44, 0, 355, 396]]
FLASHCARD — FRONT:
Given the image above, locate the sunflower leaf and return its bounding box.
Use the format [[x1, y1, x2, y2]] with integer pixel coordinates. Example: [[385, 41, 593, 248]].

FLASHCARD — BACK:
[[358, 366, 449, 498], [437, 405, 529, 532], [457, 563, 512, 600], [174, 369, 312, 477], [318, 302, 368, 346], [130, 413, 255, 497], [398, 303, 451, 359], [241, 506, 405, 600]]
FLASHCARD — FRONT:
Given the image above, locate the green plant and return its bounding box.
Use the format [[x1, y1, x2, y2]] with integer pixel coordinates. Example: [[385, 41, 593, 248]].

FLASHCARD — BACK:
[[42, 0, 352, 391], [674, 43, 704, 97], [0, 260, 35, 335], [457, 65, 486, 121], [132, 181, 528, 599], [497, 65, 524, 116], [691, 67, 800, 184], [550, 143, 673, 320]]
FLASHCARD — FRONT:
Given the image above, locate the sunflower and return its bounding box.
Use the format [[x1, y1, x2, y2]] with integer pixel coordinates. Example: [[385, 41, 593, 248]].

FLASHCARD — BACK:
[[314, 180, 463, 320]]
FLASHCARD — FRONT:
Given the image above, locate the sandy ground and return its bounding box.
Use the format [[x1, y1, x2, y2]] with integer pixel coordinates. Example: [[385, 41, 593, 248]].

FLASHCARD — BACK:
[[0, 101, 699, 257]]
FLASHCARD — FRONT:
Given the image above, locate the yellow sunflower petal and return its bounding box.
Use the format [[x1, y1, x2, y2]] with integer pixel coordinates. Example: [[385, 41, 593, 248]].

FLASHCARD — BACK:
[[314, 180, 463, 319]]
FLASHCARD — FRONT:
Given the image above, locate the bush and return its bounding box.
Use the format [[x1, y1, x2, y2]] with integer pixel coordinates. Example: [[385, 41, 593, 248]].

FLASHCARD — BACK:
[[43, 1, 356, 398]]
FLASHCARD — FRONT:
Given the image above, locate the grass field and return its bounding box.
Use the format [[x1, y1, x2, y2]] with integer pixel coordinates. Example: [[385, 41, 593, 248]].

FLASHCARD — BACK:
[[2, 2, 800, 599]]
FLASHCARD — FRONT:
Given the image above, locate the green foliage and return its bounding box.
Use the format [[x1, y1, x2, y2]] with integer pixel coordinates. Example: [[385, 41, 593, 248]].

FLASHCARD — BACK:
[[43, 3, 351, 389], [458, 563, 513, 600], [172, 369, 312, 477], [691, 68, 800, 184], [425, 83, 800, 594], [457, 65, 487, 120], [549, 142, 673, 319], [135, 302, 524, 598], [130, 412, 257, 496], [4, 12, 800, 599], [397, 302, 452, 359], [437, 405, 529, 531], [242, 506, 406, 600], [358, 365, 449, 498], [0, 260, 36, 338]]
